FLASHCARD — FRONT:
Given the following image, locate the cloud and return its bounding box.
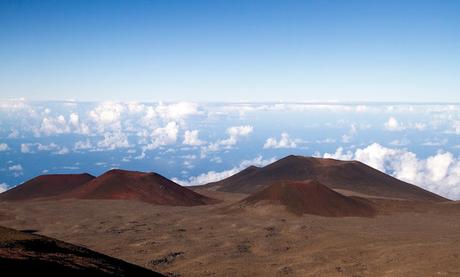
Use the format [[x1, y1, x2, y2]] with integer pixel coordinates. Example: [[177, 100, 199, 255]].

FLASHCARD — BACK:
[[384, 117, 404, 131], [74, 139, 93, 150], [322, 143, 460, 200], [21, 143, 31, 153], [0, 143, 9, 151], [0, 183, 8, 193], [89, 102, 125, 132], [183, 130, 205, 146], [144, 122, 179, 150], [53, 147, 70, 155], [37, 115, 70, 136], [174, 155, 276, 186], [220, 125, 253, 146], [155, 102, 199, 120], [200, 125, 253, 157], [97, 132, 130, 150], [8, 164, 23, 177], [20, 143, 69, 154], [263, 132, 298, 149]]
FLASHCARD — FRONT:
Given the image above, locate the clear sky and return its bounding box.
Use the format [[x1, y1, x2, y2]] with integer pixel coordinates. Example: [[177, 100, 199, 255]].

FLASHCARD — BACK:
[[0, 0, 459, 102]]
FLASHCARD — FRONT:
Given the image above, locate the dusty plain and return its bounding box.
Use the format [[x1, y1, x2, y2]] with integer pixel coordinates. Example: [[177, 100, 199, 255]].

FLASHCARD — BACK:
[[0, 188, 459, 277]]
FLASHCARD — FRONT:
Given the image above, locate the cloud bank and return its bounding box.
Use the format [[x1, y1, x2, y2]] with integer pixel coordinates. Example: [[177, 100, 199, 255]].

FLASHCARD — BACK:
[[323, 143, 460, 200]]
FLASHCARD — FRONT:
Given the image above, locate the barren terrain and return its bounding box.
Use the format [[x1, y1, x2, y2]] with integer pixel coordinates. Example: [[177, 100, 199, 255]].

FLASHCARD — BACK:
[[1, 188, 459, 276]]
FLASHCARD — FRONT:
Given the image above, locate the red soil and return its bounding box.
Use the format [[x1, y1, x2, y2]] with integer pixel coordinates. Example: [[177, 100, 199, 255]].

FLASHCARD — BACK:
[[64, 169, 216, 206], [242, 180, 376, 217], [0, 174, 95, 201]]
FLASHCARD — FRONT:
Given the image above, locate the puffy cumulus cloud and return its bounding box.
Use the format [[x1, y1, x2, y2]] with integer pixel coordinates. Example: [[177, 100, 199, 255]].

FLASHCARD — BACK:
[[54, 147, 70, 155], [20, 143, 31, 153], [452, 121, 460, 134], [200, 125, 253, 157], [384, 117, 404, 131], [144, 122, 179, 150], [89, 102, 125, 132], [126, 101, 146, 114], [322, 143, 460, 200], [74, 139, 93, 151], [183, 130, 205, 146], [20, 142, 69, 154], [0, 183, 8, 193], [36, 115, 70, 136], [263, 132, 298, 149], [97, 132, 130, 150], [31, 112, 90, 137], [220, 125, 253, 146], [155, 102, 199, 121], [0, 143, 9, 151], [37, 143, 60, 151], [68, 112, 90, 134], [8, 164, 23, 177], [20, 142, 70, 154], [8, 164, 23, 171], [0, 98, 30, 112], [174, 155, 276, 186]]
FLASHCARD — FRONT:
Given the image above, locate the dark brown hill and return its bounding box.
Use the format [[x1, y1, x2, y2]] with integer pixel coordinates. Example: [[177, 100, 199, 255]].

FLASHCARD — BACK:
[[0, 173, 95, 201], [205, 155, 447, 202], [65, 169, 216, 206], [242, 180, 376, 217], [0, 226, 163, 276]]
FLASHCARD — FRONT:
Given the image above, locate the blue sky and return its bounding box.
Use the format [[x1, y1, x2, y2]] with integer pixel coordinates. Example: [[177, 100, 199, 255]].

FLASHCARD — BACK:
[[1, 0, 459, 101]]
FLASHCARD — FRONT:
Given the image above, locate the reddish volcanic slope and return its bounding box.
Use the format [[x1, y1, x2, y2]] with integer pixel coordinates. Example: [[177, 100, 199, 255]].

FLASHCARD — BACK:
[[65, 169, 216, 206], [0, 226, 163, 276], [206, 155, 447, 202], [0, 174, 95, 201], [242, 180, 376, 217]]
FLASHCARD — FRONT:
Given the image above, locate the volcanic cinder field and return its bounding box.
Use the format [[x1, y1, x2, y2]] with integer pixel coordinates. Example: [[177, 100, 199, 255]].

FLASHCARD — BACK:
[[1, 156, 460, 276]]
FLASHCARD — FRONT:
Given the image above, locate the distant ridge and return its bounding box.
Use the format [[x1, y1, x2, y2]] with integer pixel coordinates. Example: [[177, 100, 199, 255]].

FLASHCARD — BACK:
[[242, 180, 376, 217], [64, 169, 217, 206], [0, 173, 95, 201], [0, 169, 217, 206], [205, 155, 448, 202]]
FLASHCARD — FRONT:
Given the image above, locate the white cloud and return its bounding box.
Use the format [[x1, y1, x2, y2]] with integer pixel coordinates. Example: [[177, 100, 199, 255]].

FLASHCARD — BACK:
[[21, 143, 31, 153], [53, 147, 70, 155], [0, 98, 29, 111], [37, 115, 70, 136], [37, 143, 60, 151], [263, 132, 298, 149], [183, 130, 205, 146], [8, 164, 23, 177], [74, 139, 93, 150], [97, 132, 130, 150], [220, 125, 253, 146], [0, 183, 8, 193], [384, 117, 404, 131], [174, 155, 276, 186], [144, 122, 179, 150], [9, 164, 23, 171], [20, 143, 68, 154], [155, 102, 199, 120], [323, 143, 460, 200], [0, 143, 9, 151], [89, 102, 125, 132], [452, 121, 460, 134], [200, 125, 253, 157]]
